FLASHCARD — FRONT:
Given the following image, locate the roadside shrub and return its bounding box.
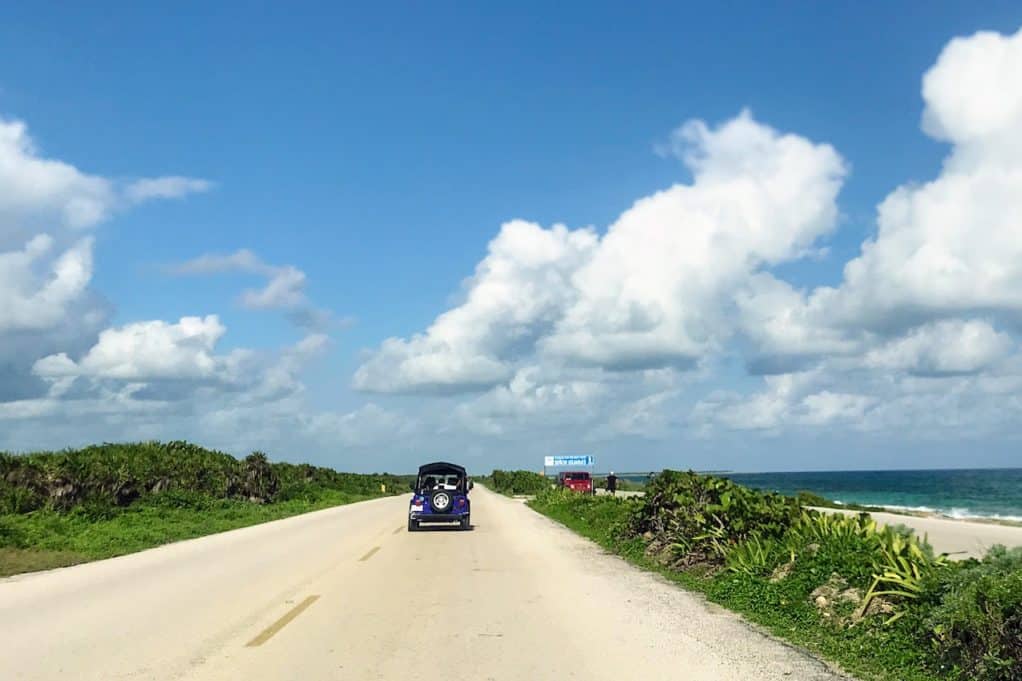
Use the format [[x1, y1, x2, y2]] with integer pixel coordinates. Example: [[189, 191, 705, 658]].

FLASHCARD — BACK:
[[781, 513, 887, 585], [926, 546, 1022, 680], [725, 533, 785, 576], [0, 441, 405, 515], [490, 470, 550, 495], [630, 470, 802, 567], [768, 512, 948, 623]]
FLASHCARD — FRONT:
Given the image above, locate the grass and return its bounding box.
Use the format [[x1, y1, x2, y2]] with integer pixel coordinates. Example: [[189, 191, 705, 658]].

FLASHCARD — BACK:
[[0, 547, 90, 575], [0, 441, 411, 578], [529, 490, 944, 681], [0, 488, 379, 577]]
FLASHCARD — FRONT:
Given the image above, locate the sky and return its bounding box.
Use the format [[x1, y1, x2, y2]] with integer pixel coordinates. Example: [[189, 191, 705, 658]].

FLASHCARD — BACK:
[[2, 3, 1022, 473]]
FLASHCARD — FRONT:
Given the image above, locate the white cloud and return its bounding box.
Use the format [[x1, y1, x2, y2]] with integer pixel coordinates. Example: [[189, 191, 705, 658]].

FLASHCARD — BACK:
[[747, 26, 1022, 362], [7, 26, 1022, 464], [715, 25, 1022, 438], [452, 365, 608, 435], [356, 113, 846, 394], [354, 220, 599, 393], [297, 403, 413, 448], [245, 333, 331, 402], [863, 319, 1013, 376], [0, 113, 343, 455], [0, 236, 93, 333], [693, 372, 876, 433], [921, 28, 1022, 146], [0, 117, 211, 244], [125, 176, 212, 203], [0, 112, 213, 420], [736, 272, 863, 373], [544, 111, 846, 369], [240, 265, 307, 310], [168, 249, 266, 275], [0, 118, 114, 235], [170, 249, 330, 329], [33, 315, 228, 381]]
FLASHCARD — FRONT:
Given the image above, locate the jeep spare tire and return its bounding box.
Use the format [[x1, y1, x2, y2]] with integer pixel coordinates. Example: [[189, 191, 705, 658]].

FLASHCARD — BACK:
[[430, 490, 452, 512]]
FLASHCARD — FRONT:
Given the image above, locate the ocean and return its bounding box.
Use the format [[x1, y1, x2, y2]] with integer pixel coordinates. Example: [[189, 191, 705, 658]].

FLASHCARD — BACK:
[[620, 469, 1022, 522]]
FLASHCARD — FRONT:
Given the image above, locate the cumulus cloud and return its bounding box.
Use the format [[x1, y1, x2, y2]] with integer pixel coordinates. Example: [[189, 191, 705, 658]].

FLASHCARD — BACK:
[[543, 112, 846, 369], [692, 371, 877, 433], [352, 24, 1022, 447], [451, 365, 609, 435], [0, 112, 212, 421], [703, 25, 1022, 436], [7, 25, 1022, 459], [863, 319, 1013, 376], [0, 118, 114, 236], [356, 113, 846, 394], [747, 26, 1022, 358], [15, 320, 331, 435], [0, 117, 210, 244], [297, 403, 413, 448], [0, 235, 94, 333], [0, 113, 344, 454], [354, 221, 599, 393], [33, 315, 228, 381]]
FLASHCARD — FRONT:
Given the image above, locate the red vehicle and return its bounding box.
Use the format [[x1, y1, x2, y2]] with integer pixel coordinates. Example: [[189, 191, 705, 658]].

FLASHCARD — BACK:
[[557, 471, 594, 494]]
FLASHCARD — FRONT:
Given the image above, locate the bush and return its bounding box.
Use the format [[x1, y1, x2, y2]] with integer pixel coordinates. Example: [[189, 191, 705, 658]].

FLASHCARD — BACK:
[[630, 470, 802, 567], [0, 441, 407, 515], [926, 546, 1022, 680], [489, 470, 550, 495]]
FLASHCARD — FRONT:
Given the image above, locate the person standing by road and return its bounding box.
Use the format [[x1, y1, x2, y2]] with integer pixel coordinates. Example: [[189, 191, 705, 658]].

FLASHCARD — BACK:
[[606, 471, 618, 496]]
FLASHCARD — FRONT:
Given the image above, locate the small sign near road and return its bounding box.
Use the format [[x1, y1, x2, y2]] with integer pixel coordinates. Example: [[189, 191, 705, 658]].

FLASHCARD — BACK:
[[544, 455, 595, 467]]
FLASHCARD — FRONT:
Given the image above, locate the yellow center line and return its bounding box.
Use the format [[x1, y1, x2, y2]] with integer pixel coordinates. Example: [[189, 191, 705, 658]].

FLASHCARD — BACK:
[[245, 595, 320, 647], [359, 546, 381, 562], [392, 525, 403, 534]]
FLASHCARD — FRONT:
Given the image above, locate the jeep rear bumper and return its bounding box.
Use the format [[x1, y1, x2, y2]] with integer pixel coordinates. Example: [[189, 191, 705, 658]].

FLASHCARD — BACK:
[[410, 513, 467, 522]]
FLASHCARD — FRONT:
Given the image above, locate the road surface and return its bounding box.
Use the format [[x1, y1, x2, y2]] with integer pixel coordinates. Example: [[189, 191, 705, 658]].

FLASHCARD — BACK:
[[1, 486, 846, 680]]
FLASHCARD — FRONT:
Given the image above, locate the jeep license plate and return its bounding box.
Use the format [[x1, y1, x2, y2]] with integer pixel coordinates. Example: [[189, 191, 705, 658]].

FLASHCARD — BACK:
[[411, 504, 423, 513]]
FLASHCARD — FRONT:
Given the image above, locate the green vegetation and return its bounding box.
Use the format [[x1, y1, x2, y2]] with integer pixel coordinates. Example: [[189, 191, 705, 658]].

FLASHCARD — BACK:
[[0, 441, 409, 576], [484, 469, 551, 495], [529, 470, 1021, 681], [925, 546, 1022, 680]]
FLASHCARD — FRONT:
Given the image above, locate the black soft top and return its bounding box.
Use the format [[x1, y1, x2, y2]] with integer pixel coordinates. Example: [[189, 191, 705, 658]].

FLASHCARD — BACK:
[[417, 461, 467, 477]]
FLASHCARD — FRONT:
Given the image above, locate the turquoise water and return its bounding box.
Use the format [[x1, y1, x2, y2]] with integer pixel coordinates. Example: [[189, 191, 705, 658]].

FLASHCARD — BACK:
[[620, 469, 1022, 521]]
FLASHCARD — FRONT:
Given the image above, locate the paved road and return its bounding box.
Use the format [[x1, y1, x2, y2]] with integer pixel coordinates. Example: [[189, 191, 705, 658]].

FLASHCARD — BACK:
[[1, 487, 846, 680]]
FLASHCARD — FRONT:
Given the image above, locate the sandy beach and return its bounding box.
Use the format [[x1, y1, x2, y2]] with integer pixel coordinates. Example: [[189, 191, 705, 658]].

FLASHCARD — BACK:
[[814, 507, 1022, 559]]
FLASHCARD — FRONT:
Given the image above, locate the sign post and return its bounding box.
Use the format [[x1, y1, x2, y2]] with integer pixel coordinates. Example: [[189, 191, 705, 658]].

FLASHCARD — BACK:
[[546, 455, 594, 467], [543, 455, 596, 489]]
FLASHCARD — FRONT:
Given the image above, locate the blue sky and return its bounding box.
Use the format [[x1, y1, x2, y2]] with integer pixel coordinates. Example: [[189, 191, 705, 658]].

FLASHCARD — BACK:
[[2, 3, 1022, 472]]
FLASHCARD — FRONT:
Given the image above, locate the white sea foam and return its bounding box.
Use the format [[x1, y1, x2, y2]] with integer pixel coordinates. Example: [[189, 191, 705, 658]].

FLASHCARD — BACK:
[[831, 500, 1022, 523], [879, 504, 1022, 523]]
